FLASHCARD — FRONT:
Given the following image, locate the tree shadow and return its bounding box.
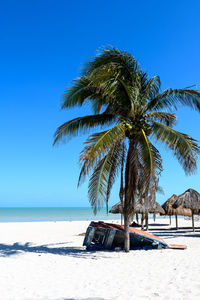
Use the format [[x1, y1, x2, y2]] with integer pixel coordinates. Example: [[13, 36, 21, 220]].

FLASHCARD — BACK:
[[148, 223, 170, 227], [150, 226, 200, 231], [150, 228, 200, 239], [0, 242, 110, 259], [63, 298, 106, 300]]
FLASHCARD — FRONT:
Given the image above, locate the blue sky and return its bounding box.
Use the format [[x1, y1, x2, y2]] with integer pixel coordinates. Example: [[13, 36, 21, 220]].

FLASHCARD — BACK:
[[0, 0, 200, 207]]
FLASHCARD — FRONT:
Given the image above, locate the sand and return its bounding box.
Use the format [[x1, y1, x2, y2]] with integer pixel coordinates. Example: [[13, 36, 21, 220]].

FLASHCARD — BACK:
[[0, 218, 200, 300]]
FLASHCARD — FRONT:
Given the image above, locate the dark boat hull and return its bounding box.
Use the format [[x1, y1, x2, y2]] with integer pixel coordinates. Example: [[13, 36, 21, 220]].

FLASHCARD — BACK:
[[83, 221, 187, 250]]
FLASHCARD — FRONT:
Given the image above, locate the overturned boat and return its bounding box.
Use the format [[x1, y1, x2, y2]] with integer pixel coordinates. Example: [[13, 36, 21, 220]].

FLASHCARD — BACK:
[[83, 221, 187, 250]]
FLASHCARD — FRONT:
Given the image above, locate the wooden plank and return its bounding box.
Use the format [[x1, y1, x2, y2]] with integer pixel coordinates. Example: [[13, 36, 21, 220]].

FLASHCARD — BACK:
[[168, 244, 187, 250], [104, 229, 116, 249], [83, 226, 96, 247]]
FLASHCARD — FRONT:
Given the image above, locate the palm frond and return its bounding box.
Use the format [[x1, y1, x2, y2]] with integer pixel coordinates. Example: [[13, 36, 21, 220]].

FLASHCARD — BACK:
[[78, 122, 126, 185], [53, 114, 115, 145], [151, 121, 200, 174], [137, 130, 163, 193], [146, 112, 177, 126], [147, 89, 200, 112], [86, 62, 143, 114], [142, 76, 161, 100], [88, 140, 125, 214], [156, 185, 165, 195], [61, 76, 112, 114], [62, 76, 92, 109], [106, 141, 126, 212], [83, 46, 140, 84]]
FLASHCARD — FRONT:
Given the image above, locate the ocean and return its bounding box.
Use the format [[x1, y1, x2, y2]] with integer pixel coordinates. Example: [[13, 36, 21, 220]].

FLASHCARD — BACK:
[[0, 207, 121, 223]]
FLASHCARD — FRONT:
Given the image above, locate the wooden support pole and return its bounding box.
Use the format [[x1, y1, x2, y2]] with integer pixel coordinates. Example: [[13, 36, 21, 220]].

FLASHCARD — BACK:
[[175, 214, 178, 229], [169, 215, 171, 225], [141, 213, 144, 230], [145, 213, 149, 231], [192, 212, 195, 232], [121, 214, 123, 225], [153, 213, 156, 222], [136, 213, 139, 223]]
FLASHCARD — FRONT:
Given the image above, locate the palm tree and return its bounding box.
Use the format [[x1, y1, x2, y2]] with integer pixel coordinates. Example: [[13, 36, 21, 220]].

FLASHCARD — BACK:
[[54, 47, 200, 252]]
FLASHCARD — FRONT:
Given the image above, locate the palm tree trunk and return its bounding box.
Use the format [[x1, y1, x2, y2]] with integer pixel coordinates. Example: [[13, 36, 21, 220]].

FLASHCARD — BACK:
[[152, 172, 157, 224], [124, 139, 137, 252], [124, 213, 130, 252], [119, 144, 125, 226], [169, 215, 171, 225]]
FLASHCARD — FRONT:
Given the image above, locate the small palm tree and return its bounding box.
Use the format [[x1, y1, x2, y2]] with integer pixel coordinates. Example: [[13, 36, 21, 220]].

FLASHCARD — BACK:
[[54, 47, 200, 252]]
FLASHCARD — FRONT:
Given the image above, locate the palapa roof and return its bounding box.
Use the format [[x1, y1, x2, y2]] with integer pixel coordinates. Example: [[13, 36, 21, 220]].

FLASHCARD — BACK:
[[109, 199, 165, 215], [161, 194, 192, 217], [135, 199, 165, 215], [109, 202, 123, 214], [173, 188, 200, 212]]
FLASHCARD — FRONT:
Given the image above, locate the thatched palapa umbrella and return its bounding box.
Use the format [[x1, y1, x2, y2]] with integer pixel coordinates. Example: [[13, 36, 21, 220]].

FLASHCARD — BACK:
[[109, 202, 123, 214], [135, 200, 164, 214], [109, 201, 123, 224], [173, 188, 200, 231], [109, 199, 165, 230], [161, 194, 192, 229], [135, 199, 165, 230]]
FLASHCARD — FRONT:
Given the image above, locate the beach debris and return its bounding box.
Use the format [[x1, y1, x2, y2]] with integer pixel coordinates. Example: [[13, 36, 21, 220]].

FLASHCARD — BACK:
[[83, 221, 187, 251], [130, 221, 141, 227]]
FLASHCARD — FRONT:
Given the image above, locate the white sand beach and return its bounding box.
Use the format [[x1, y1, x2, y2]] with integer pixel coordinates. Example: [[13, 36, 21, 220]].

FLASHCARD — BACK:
[[0, 218, 200, 300]]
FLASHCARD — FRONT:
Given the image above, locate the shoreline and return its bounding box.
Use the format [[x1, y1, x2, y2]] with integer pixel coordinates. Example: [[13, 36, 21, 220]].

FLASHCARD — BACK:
[[0, 215, 189, 224]]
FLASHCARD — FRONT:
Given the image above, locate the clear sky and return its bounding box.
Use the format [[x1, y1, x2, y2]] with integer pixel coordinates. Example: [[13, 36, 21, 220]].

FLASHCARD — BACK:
[[0, 0, 200, 207]]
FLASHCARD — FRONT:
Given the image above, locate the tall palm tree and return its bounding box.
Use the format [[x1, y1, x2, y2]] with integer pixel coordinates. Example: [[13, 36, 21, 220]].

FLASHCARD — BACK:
[[54, 47, 200, 252]]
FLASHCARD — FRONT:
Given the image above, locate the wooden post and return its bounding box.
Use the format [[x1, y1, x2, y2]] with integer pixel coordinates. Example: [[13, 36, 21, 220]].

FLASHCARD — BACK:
[[175, 214, 178, 229], [169, 215, 171, 225], [121, 214, 123, 225], [136, 213, 139, 223], [83, 227, 96, 249], [153, 213, 156, 222], [104, 229, 116, 249], [192, 211, 195, 232], [141, 213, 144, 230], [145, 213, 149, 231]]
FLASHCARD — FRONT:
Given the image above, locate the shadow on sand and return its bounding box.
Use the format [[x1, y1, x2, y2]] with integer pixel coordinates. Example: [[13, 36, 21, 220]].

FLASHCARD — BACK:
[[148, 224, 200, 240], [0, 242, 109, 259], [63, 298, 106, 300], [1, 224, 199, 257]]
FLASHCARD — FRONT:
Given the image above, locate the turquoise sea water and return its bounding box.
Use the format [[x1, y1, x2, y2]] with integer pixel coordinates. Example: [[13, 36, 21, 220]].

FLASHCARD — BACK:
[[0, 207, 121, 223]]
